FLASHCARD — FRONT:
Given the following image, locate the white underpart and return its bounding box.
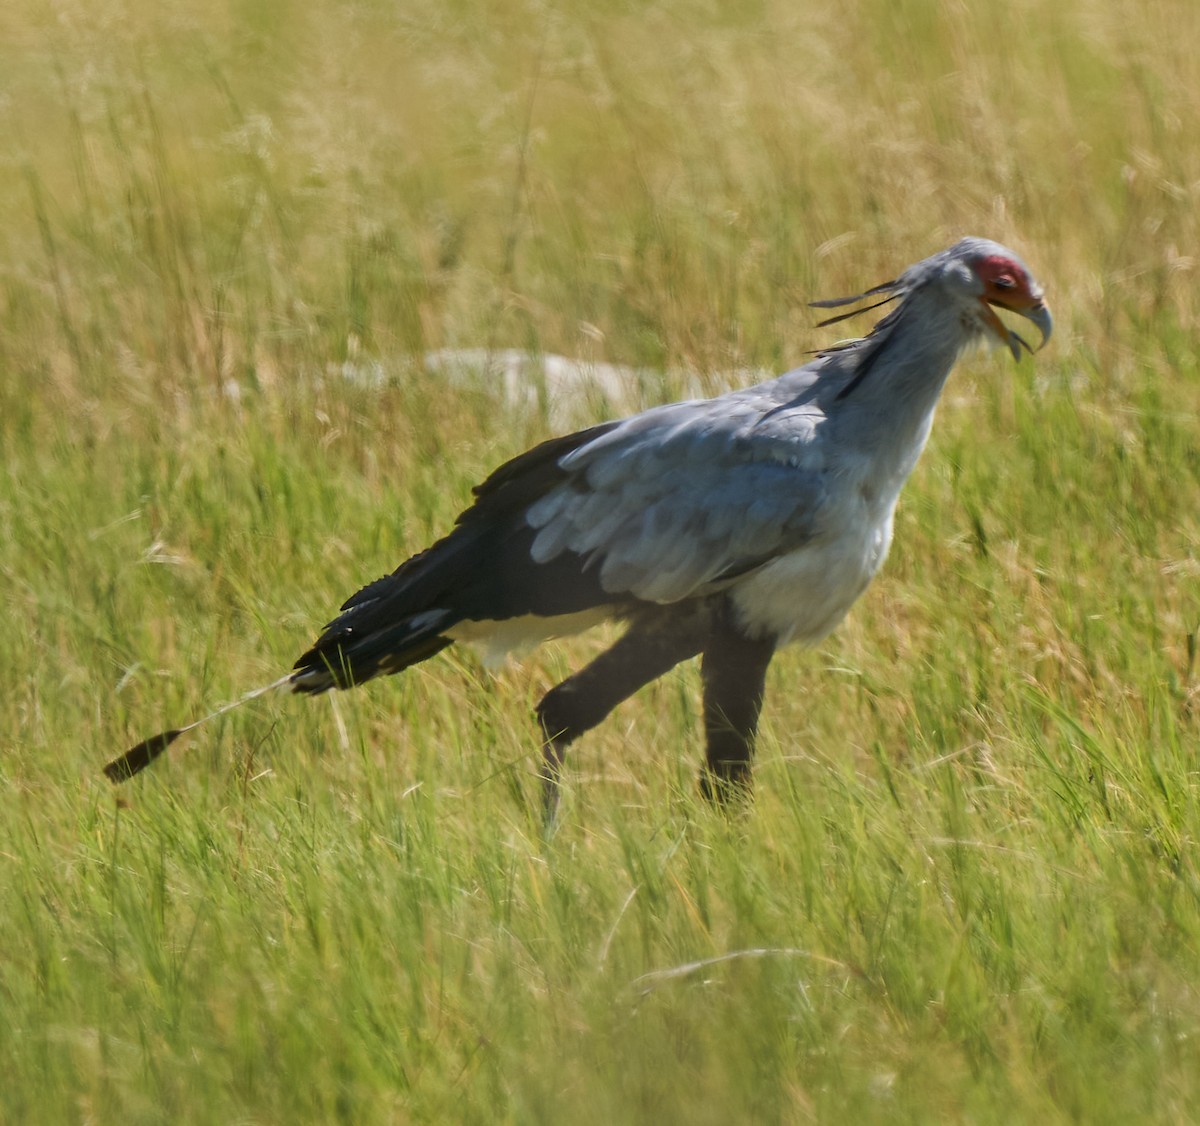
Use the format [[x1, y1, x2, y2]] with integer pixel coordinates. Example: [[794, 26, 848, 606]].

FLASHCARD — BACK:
[[448, 608, 614, 667], [752, 385, 932, 639], [731, 508, 895, 645]]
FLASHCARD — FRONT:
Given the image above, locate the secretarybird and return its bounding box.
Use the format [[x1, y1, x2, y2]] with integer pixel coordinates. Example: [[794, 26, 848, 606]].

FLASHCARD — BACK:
[[106, 237, 1051, 811]]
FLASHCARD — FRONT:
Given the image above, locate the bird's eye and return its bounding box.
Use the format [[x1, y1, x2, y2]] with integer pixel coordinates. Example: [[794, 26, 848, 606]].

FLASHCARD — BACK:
[[993, 275, 1017, 290]]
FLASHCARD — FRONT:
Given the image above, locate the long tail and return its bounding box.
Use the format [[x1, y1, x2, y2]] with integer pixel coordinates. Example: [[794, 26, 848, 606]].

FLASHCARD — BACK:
[[106, 422, 620, 784], [103, 674, 295, 782]]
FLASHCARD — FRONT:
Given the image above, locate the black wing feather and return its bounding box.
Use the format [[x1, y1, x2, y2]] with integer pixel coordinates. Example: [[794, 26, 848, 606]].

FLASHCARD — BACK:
[[292, 420, 627, 692]]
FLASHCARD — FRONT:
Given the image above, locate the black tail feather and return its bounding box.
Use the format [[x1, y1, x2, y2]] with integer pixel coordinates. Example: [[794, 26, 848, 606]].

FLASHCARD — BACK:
[[104, 674, 295, 783], [290, 629, 452, 693], [107, 422, 624, 783], [104, 729, 185, 782]]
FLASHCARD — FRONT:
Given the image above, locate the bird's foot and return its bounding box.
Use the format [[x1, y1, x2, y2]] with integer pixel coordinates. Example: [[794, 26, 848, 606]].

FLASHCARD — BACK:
[[698, 763, 753, 808]]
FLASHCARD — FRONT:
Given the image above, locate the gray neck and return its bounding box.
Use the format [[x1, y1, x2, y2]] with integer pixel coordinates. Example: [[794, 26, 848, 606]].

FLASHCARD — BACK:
[[827, 290, 974, 462]]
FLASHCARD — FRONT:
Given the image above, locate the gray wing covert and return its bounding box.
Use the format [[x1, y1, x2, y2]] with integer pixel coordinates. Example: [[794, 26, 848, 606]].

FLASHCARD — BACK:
[[523, 401, 831, 604]]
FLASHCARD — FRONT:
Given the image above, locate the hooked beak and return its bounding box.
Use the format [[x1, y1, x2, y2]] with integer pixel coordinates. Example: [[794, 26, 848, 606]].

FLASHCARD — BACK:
[[979, 296, 1053, 361]]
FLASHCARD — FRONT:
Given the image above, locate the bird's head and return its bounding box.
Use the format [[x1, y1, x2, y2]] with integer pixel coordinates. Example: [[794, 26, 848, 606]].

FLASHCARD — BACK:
[[812, 236, 1053, 362], [929, 237, 1053, 360]]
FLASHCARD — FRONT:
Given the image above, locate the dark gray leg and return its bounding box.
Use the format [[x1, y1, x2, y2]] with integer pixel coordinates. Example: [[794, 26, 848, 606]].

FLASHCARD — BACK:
[[698, 618, 776, 803], [536, 617, 706, 818]]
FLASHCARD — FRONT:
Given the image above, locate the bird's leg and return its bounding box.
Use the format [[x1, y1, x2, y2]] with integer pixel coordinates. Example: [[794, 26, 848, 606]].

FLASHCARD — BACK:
[[536, 617, 706, 820], [699, 617, 776, 804]]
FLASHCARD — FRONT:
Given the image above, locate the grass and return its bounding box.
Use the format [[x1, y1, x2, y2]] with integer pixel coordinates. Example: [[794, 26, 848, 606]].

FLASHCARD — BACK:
[[3, 0, 1200, 1120]]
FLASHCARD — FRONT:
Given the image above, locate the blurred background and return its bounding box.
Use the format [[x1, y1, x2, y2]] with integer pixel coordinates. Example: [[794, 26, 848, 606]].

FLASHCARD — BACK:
[[4, 0, 1197, 396]]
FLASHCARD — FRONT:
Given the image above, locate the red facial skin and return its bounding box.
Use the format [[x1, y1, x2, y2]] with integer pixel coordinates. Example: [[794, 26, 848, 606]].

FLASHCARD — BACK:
[[971, 254, 1048, 352], [974, 254, 1042, 310]]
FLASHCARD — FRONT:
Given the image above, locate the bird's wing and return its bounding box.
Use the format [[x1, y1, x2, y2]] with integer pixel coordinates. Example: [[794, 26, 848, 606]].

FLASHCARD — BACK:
[[524, 397, 833, 604]]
